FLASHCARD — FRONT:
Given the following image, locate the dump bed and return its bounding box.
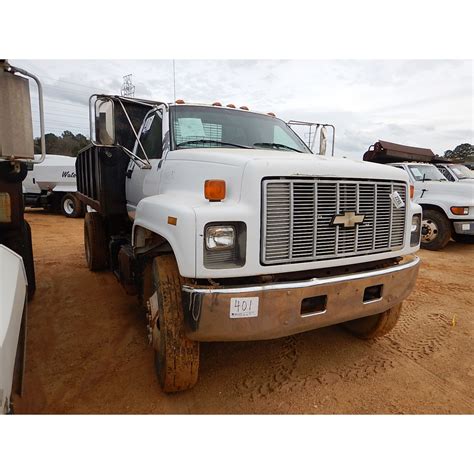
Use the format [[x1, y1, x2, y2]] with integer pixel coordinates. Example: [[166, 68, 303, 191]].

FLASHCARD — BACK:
[[363, 140, 435, 164], [76, 145, 129, 216]]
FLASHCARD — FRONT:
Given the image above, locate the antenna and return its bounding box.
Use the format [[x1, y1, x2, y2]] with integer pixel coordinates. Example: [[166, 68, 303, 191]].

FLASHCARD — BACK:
[[172, 60, 176, 101], [121, 74, 135, 98]]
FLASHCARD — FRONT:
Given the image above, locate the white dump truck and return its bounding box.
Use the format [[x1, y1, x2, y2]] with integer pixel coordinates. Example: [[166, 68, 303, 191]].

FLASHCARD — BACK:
[[76, 96, 422, 392], [23, 154, 84, 217], [389, 162, 474, 248]]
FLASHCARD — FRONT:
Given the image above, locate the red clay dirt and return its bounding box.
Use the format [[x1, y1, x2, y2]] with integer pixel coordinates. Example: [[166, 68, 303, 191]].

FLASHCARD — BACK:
[[15, 211, 474, 414]]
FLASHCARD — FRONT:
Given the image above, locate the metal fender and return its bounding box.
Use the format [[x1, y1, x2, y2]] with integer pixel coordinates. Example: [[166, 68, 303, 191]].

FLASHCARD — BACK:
[[51, 185, 77, 193], [132, 194, 197, 278]]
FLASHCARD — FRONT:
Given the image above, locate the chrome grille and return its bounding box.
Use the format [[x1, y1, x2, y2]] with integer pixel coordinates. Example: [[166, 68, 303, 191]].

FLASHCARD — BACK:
[[262, 179, 407, 264]]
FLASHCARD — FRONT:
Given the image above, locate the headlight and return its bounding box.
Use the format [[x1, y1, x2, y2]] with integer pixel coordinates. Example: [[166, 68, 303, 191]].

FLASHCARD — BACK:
[[410, 213, 421, 247], [204, 222, 247, 269], [205, 225, 235, 250]]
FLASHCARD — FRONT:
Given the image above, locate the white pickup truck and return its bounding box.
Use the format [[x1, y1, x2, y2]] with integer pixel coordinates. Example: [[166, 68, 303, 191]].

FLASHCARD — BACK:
[[23, 154, 84, 217], [75, 96, 422, 392], [389, 162, 474, 248]]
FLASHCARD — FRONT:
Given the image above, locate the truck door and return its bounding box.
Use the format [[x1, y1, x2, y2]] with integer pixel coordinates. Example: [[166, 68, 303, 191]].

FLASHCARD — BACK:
[[125, 107, 165, 217]]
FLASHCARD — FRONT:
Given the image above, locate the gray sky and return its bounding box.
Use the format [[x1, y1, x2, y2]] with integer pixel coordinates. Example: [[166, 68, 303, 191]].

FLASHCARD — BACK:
[[16, 59, 473, 159]]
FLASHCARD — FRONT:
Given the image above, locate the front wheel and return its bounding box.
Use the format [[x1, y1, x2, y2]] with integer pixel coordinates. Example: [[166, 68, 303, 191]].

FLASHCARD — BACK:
[[420, 209, 452, 251], [343, 303, 403, 339], [61, 193, 84, 218], [150, 254, 200, 392]]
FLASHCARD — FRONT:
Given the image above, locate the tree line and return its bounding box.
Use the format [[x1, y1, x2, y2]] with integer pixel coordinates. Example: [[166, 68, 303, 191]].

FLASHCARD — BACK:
[[34, 131, 89, 157]]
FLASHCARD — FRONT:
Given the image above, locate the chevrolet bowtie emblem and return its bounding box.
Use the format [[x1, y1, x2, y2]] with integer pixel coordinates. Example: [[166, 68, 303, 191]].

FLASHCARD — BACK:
[[331, 211, 365, 228]]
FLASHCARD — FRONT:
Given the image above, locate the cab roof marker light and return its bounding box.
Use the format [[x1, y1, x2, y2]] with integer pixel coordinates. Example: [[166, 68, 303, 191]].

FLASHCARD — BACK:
[[175, 99, 185, 104], [239, 106, 249, 110], [267, 112, 276, 117], [212, 102, 222, 106], [226, 104, 236, 108]]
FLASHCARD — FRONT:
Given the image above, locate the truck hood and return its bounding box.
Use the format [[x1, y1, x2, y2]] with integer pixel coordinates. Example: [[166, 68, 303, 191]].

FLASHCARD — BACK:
[[167, 148, 409, 182], [414, 180, 474, 200]]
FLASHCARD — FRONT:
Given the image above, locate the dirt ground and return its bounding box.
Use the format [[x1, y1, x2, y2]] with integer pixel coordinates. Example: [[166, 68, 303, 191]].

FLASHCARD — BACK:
[[15, 210, 474, 414]]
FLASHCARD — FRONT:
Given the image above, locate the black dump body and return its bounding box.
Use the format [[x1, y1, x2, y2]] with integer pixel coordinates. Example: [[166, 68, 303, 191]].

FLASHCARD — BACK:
[[363, 140, 435, 164], [76, 145, 130, 216]]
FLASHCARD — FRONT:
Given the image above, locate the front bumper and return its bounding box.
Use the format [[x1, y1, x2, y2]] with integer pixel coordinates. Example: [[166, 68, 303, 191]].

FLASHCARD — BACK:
[[182, 255, 420, 342], [453, 221, 474, 235]]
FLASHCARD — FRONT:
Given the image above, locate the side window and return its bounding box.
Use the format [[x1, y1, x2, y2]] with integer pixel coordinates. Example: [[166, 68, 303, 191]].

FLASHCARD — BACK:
[[439, 168, 454, 181], [137, 112, 163, 160]]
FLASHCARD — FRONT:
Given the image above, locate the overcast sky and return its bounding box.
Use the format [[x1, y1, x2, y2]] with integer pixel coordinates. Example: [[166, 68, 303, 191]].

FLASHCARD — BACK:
[[15, 59, 473, 159]]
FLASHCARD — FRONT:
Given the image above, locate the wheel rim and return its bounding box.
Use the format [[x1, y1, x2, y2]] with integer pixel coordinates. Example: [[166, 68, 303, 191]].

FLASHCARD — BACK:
[[63, 198, 74, 215], [421, 218, 439, 243]]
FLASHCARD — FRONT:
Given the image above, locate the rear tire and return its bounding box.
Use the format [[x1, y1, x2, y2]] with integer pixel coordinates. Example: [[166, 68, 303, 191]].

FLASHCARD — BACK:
[[84, 212, 108, 271], [343, 303, 403, 339], [151, 254, 199, 392], [61, 193, 84, 218], [420, 209, 451, 251]]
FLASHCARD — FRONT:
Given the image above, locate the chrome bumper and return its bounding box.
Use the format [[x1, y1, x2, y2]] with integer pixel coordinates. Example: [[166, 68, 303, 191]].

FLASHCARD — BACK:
[[182, 255, 420, 342]]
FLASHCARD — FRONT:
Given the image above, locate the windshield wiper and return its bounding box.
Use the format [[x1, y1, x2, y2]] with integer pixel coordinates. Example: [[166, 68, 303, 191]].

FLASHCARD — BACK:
[[176, 139, 251, 149], [253, 142, 303, 153]]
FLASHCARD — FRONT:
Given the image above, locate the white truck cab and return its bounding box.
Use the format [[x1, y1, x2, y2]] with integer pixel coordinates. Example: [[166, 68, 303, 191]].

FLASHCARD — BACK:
[[434, 162, 474, 184], [389, 162, 474, 248], [75, 96, 422, 392]]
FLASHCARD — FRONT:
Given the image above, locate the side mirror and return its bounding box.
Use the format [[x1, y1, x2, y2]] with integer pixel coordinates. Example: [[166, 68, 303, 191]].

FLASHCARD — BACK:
[[94, 98, 115, 146], [319, 126, 327, 156]]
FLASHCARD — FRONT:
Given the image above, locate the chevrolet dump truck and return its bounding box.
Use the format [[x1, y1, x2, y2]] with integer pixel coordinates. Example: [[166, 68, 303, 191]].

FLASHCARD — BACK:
[[76, 96, 422, 392], [364, 140, 474, 249]]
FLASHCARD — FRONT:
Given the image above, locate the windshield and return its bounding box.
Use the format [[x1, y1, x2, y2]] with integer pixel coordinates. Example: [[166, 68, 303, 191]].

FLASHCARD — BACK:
[[170, 105, 311, 153], [408, 165, 447, 182], [448, 164, 474, 179]]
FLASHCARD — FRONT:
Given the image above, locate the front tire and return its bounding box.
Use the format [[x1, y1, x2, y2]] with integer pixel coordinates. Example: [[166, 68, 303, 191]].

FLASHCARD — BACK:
[[151, 254, 199, 393], [420, 209, 452, 251], [84, 212, 108, 271], [61, 193, 84, 218], [343, 303, 403, 339]]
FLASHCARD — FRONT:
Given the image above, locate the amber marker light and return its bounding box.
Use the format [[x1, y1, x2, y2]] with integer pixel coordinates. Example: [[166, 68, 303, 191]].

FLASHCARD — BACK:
[[267, 112, 276, 117], [450, 207, 469, 215], [175, 99, 185, 104], [226, 104, 236, 108], [239, 106, 249, 110], [212, 101, 222, 106], [204, 180, 226, 202]]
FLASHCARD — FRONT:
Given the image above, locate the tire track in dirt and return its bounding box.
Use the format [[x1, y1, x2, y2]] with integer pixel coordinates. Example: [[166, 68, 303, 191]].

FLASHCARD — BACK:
[[235, 300, 454, 401]]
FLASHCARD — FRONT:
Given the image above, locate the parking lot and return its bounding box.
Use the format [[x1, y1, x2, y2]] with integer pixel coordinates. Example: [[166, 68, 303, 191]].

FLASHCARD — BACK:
[[15, 211, 474, 414]]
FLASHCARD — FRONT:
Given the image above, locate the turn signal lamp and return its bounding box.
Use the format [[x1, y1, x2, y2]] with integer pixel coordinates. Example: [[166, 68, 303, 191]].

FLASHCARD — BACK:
[[205, 180, 226, 202], [450, 206, 469, 215], [409, 184, 415, 199], [175, 99, 185, 104], [226, 104, 236, 108]]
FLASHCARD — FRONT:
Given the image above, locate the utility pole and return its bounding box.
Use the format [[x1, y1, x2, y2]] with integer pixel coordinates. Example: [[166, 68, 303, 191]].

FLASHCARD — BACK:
[[121, 74, 135, 98]]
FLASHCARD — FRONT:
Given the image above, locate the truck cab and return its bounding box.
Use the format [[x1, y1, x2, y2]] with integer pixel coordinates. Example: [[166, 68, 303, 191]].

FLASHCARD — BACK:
[[76, 96, 422, 392], [389, 162, 474, 248], [434, 162, 474, 183]]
